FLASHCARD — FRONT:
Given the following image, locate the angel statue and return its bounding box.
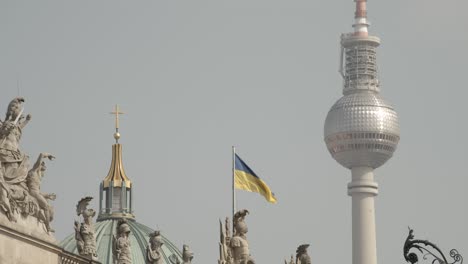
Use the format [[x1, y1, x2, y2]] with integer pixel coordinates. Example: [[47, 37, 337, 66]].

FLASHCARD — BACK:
[[74, 196, 98, 260], [113, 219, 132, 264], [295, 244, 311, 264], [146, 230, 164, 264]]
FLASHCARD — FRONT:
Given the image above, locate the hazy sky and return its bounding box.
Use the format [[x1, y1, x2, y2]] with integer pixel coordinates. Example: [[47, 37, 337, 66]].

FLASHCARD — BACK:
[[1, 0, 467, 263]]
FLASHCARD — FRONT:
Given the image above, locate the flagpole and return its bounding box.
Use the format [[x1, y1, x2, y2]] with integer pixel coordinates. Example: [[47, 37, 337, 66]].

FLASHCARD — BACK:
[[232, 146, 236, 226]]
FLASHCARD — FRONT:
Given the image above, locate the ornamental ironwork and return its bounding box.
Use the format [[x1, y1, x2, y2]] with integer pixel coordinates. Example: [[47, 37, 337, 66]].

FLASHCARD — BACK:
[[404, 228, 463, 264]]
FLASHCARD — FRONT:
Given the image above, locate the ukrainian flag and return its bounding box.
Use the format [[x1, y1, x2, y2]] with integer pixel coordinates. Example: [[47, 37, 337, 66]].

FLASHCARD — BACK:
[[234, 154, 277, 204]]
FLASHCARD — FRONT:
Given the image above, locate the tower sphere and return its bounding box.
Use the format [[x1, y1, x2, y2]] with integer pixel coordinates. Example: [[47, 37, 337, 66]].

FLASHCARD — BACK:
[[324, 91, 400, 169]]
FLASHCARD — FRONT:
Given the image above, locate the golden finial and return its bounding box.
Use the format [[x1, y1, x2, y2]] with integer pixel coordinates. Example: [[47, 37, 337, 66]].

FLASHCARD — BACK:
[[110, 104, 124, 143]]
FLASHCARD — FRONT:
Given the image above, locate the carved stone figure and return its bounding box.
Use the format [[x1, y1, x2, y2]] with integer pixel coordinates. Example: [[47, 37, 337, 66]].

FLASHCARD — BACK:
[[74, 196, 98, 260], [0, 97, 30, 221], [26, 152, 56, 232], [218, 217, 232, 264], [218, 209, 255, 264], [146, 231, 164, 264], [113, 219, 132, 264], [295, 244, 311, 264], [285, 255, 295, 264], [181, 244, 194, 264], [0, 97, 31, 182], [0, 98, 58, 236], [230, 209, 255, 264], [168, 244, 194, 264]]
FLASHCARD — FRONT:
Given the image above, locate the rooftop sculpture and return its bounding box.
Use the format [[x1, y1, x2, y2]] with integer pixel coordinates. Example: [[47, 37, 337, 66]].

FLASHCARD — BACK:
[[169, 244, 194, 264], [218, 209, 255, 264], [146, 230, 164, 264], [284, 244, 312, 264], [285, 255, 295, 264], [295, 244, 312, 264], [113, 219, 133, 264], [181, 244, 194, 264], [74, 196, 98, 260], [0, 97, 57, 238]]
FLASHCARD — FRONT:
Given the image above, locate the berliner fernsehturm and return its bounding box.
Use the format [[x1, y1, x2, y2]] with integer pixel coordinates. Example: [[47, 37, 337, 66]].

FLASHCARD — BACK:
[[324, 1, 400, 264]]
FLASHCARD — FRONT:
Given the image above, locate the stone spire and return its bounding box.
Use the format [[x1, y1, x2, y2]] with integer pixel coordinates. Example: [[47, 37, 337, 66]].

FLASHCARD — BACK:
[[97, 105, 134, 221]]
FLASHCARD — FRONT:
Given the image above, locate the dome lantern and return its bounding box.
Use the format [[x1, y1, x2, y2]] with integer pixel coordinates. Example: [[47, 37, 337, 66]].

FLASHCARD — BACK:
[[61, 105, 184, 263], [98, 105, 134, 221]]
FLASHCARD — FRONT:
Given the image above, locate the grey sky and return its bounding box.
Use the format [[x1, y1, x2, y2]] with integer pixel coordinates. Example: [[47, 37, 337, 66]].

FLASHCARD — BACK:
[[1, 0, 467, 263]]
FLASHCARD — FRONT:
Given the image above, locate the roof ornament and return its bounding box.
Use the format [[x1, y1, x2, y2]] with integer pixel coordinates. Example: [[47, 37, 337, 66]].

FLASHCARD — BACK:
[[101, 104, 132, 191], [404, 228, 463, 264], [110, 104, 124, 143]]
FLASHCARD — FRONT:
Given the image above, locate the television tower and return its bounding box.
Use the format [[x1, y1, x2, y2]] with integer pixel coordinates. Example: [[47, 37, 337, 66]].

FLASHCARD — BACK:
[[324, 1, 400, 264]]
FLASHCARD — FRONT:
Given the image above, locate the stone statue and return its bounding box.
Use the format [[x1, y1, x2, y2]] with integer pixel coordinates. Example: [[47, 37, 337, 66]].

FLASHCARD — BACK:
[[284, 255, 295, 264], [230, 209, 255, 264], [0, 97, 31, 182], [168, 244, 194, 264], [218, 209, 255, 264], [113, 219, 132, 264], [218, 217, 233, 264], [0, 97, 31, 221], [0, 97, 58, 237], [146, 231, 164, 264], [74, 196, 98, 260], [295, 244, 311, 264], [26, 152, 56, 232], [181, 244, 194, 264]]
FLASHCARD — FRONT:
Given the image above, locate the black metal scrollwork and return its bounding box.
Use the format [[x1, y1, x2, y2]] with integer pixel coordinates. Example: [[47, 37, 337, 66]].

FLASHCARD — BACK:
[[404, 228, 463, 264]]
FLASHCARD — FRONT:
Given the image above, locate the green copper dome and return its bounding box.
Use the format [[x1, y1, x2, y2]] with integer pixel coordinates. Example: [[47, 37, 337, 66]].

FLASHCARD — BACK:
[[61, 129, 183, 264], [60, 219, 183, 264]]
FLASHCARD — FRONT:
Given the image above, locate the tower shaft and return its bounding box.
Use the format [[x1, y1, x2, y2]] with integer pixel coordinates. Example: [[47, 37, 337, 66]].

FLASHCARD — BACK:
[[349, 167, 378, 264]]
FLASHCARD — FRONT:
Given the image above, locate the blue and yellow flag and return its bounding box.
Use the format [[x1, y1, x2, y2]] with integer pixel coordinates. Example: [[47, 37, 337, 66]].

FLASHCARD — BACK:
[[234, 154, 277, 204]]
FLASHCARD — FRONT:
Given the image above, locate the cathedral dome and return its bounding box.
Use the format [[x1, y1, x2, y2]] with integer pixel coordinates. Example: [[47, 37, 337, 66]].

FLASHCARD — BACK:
[[60, 108, 183, 264], [60, 219, 183, 264]]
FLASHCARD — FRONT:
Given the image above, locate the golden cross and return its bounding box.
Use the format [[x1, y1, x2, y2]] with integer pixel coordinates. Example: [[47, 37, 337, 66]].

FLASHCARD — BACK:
[[110, 104, 124, 130]]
